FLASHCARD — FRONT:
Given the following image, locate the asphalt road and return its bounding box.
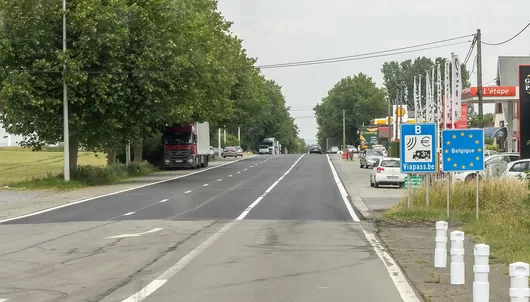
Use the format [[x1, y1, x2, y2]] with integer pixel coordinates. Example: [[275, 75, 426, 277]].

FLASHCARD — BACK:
[[0, 154, 415, 302]]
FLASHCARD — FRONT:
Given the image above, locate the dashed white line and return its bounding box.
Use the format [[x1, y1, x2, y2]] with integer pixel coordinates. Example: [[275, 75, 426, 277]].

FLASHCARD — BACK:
[[244, 168, 248, 171], [228, 175, 233, 177], [184, 190, 192, 194], [0, 298, 8, 302], [121, 154, 305, 302], [123, 212, 135, 216], [325, 155, 420, 302], [202, 184, 209, 187], [236, 171, 241, 174], [217, 178, 222, 181], [159, 199, 168, 203]]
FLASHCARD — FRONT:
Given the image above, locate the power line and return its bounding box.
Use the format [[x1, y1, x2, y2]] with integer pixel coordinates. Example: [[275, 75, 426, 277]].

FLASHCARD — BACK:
[[258, 41, 472, 69], [257, 34, 472, 68], [463, 37, 477, 66], [482, 22, 530, 46]]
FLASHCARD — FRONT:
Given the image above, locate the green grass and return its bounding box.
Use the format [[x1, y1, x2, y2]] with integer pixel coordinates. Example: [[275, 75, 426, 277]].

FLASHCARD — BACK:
[[384, 178, 530, 265], [0, 147, 156, 191], [0, 147, 106, 186]]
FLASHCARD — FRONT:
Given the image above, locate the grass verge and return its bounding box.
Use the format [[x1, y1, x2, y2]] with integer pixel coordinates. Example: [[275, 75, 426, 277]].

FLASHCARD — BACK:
[[384, 178, 530, 265], [7, 162, 156, 191]]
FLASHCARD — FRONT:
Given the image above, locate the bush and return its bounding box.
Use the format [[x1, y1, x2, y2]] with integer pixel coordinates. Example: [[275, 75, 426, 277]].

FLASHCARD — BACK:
[[385, 178, 530, 264]]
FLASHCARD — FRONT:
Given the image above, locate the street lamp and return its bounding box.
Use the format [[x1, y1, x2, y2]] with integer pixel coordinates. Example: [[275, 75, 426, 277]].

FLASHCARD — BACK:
[[62, 0, 70, 181]]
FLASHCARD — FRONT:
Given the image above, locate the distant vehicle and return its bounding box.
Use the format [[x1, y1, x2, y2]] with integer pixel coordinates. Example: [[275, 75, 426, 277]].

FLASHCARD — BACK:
[[372, 144, 387, 157], [162, 122, 210, 169], [328, 146, 339, 154], [360, 149, 384, 168], [258, 145, 270, 154], [234, 146, 244, 157], [370, 157, 406, 188], [222, 146, 238, 158], [484, 150, 499, 157], [454, 153, 519, 181], [505, 159, 530, 180], [309, 144, 322, 154], [345, 145, 356, 153]]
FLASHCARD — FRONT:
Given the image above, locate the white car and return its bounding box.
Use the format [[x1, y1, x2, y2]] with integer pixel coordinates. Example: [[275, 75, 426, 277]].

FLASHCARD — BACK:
[[454, 153, 519, 181], [370, 157, 406, 188], [372, 144, 388, 157], [505, 159, 530, 179]]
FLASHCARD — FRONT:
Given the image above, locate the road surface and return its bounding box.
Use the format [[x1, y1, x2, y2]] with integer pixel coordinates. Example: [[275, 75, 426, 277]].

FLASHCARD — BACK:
[[0, 154, 418, 302]]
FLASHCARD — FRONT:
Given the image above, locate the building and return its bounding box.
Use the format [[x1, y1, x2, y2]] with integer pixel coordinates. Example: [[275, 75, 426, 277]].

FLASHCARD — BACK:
[[0, 122, 24, 147]]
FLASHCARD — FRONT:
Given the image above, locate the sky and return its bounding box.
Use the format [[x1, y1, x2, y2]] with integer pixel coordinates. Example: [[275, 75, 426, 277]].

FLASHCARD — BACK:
[[217, 0, 529, 142]]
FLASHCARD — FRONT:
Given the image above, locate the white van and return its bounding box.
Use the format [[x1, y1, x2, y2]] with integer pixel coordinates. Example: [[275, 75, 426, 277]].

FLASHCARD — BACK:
[[259, 145, 270, 154]]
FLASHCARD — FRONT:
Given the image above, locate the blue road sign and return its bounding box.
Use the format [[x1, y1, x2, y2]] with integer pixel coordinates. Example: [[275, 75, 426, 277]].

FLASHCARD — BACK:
[[441, 129, 485, 172], [400, 123, 437, 173]]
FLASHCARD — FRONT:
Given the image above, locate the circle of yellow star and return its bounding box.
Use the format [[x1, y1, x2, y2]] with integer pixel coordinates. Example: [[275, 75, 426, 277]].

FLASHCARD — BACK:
[[462, 165, 466, 169], [469, 134, 473, 138], [452, 134, 457, 139], [477, 148, 482, 152], [445, 149, 449, 153], [475, 156, 479, 160], [470, 162, 474, 167], [453, 163, 457, 167], [446, 141, 451, 145], [460, 132, 465, 136], [447, 157, 451, 161], [475, 140, 479, 144]]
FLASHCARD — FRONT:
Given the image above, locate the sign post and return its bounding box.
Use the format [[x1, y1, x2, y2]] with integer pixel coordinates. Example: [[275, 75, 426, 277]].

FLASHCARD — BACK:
[[441, 129, 485, 219], [400, 123, 438, 209]]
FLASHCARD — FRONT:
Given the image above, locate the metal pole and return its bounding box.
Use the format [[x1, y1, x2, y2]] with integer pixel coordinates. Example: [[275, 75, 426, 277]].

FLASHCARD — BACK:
[[223, 129, 226, 144], [426, 174, 430, 206], [476, 29, 484, 128], [476, 172, 480, 219], [446, 173, 450, 217], [237, 127, 240, 144], [125, 143, 131, 165], [62, 0, 70, 181], [407, 174, 411, 209], [218, 128, 221, 156], [342, 109, 346, 150]]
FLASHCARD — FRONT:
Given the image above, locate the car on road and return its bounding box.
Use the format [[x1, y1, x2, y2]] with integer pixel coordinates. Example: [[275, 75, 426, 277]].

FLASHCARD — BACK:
[[372, 144, 387, 157], [235, 146, 244, 157], [360, 149, 384, 168], [309, 144, 322, 154], [370, 157, 405, 188], [258, 145, 270, 154], [222, 146, 238, 158], [328, 146, 339, 154]]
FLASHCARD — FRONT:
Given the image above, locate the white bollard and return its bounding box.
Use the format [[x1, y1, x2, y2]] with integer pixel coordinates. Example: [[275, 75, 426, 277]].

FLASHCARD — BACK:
[[434, 221, 448, 268], [509, 262, 530, 302], [473, 244, 490, 302], [450, 230, 465, 285]]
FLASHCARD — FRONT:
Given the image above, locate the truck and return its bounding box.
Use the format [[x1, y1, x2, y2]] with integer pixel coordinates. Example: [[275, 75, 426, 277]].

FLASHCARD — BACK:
[[359, 127, 379, 149], [162, 122, 211, 169], [262, 137, 281, 154]]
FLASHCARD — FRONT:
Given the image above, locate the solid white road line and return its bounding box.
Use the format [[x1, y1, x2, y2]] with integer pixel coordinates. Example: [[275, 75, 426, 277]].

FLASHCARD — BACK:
[[106, 228, 164, 239], [159, 199, 168, 203], [122, 212, 135, 216], [202, 184, 209, 187], [325, 155, 420, 302], [184, 190, 192, 194], [121, 154, 305, 302], [0, 156, 256, 224], [0, 299, 8, 302]]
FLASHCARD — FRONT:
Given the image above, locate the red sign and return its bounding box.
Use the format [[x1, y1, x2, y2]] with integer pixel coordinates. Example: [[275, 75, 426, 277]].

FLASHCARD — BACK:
[[378, 127, 390, 138], [442, 97, 468, 129], [462, 86, 516, 99]]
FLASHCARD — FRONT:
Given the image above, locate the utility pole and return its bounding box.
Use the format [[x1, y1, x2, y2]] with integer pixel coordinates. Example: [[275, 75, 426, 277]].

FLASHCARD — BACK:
[[125, 142, 131, 165], [476, 29, 484, 128], [218, 128, 221, 156], [237, 127, 240, 144], [342, 109, 346, 149], [62, 0, 70, 181]]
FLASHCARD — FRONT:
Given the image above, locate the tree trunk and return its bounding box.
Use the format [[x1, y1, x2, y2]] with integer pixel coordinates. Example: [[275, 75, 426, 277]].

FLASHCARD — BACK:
[[107, 150, 116, 165], [69, 135, 79, 173], [133, 139, 143, 162]]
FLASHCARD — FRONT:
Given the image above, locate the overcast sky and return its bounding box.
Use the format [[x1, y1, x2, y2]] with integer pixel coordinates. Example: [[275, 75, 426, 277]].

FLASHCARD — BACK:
[[217, 0, 529, 142]]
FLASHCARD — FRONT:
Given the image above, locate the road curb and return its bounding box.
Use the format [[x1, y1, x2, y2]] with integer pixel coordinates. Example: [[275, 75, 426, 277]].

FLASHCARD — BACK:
[[330, 157, 372, 219]]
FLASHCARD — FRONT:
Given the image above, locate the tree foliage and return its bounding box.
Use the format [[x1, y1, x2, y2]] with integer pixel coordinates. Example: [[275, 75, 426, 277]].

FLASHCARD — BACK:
[[0, 0, 305, 169], [314, 73, 388, 148], [381, 56, 471, 108]]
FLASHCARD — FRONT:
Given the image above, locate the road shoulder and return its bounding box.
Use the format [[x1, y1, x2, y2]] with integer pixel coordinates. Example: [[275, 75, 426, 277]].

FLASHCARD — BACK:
[[0, 157, 253, 221]]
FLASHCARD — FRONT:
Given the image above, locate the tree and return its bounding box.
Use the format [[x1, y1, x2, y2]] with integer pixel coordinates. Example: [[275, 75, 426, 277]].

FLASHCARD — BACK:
[[314, 73, 388, 148], [381, 56, 471, 108]]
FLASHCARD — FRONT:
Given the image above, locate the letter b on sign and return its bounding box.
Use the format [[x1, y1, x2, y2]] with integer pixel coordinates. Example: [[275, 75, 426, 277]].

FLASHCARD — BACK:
[[415, 125, 421, 134]]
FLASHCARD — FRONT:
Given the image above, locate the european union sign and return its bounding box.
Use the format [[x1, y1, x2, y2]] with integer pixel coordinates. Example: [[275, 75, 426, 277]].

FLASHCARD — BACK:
[[441, 129, 485, 172], [400, 123, 437, 173]]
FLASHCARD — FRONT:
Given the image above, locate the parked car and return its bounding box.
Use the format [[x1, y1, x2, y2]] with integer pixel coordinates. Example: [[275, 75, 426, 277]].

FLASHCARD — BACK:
[[360, 149, 384, 168], [234, 146, 244, 157], [370, 157, 405, 188], [222, 146, 238, 158], [328, 146, 339, 154], [454, 153, 519, 181], [309, 144, 322, 154], [372, 144, 388, 157], [484, 150, 499, 157], [505, 159, 530, 179]]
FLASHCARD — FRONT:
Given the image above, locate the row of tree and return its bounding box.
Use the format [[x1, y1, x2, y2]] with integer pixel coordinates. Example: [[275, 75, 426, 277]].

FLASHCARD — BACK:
[[314, 56, 471, 147], [0, 0, 306, 169]]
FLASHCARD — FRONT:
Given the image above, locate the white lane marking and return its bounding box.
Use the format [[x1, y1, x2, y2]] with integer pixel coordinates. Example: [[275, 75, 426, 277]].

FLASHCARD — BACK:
[[0, 299, 8, 302], [217, 178, 222, 181], [325, 155, 420, 302], [244, 168, 248, 171], [237, 154, 305, 220], [121, 154, 305, 302], [159, 199, 168, 203], [228, 175, 233, 177], [236, 171, 241, 174], [202, 184, 209, 187], [184, 190, 192, 194], [0, 156, 256, 223], [122, 212, 135, 216], [106, 228, 163, 239]]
